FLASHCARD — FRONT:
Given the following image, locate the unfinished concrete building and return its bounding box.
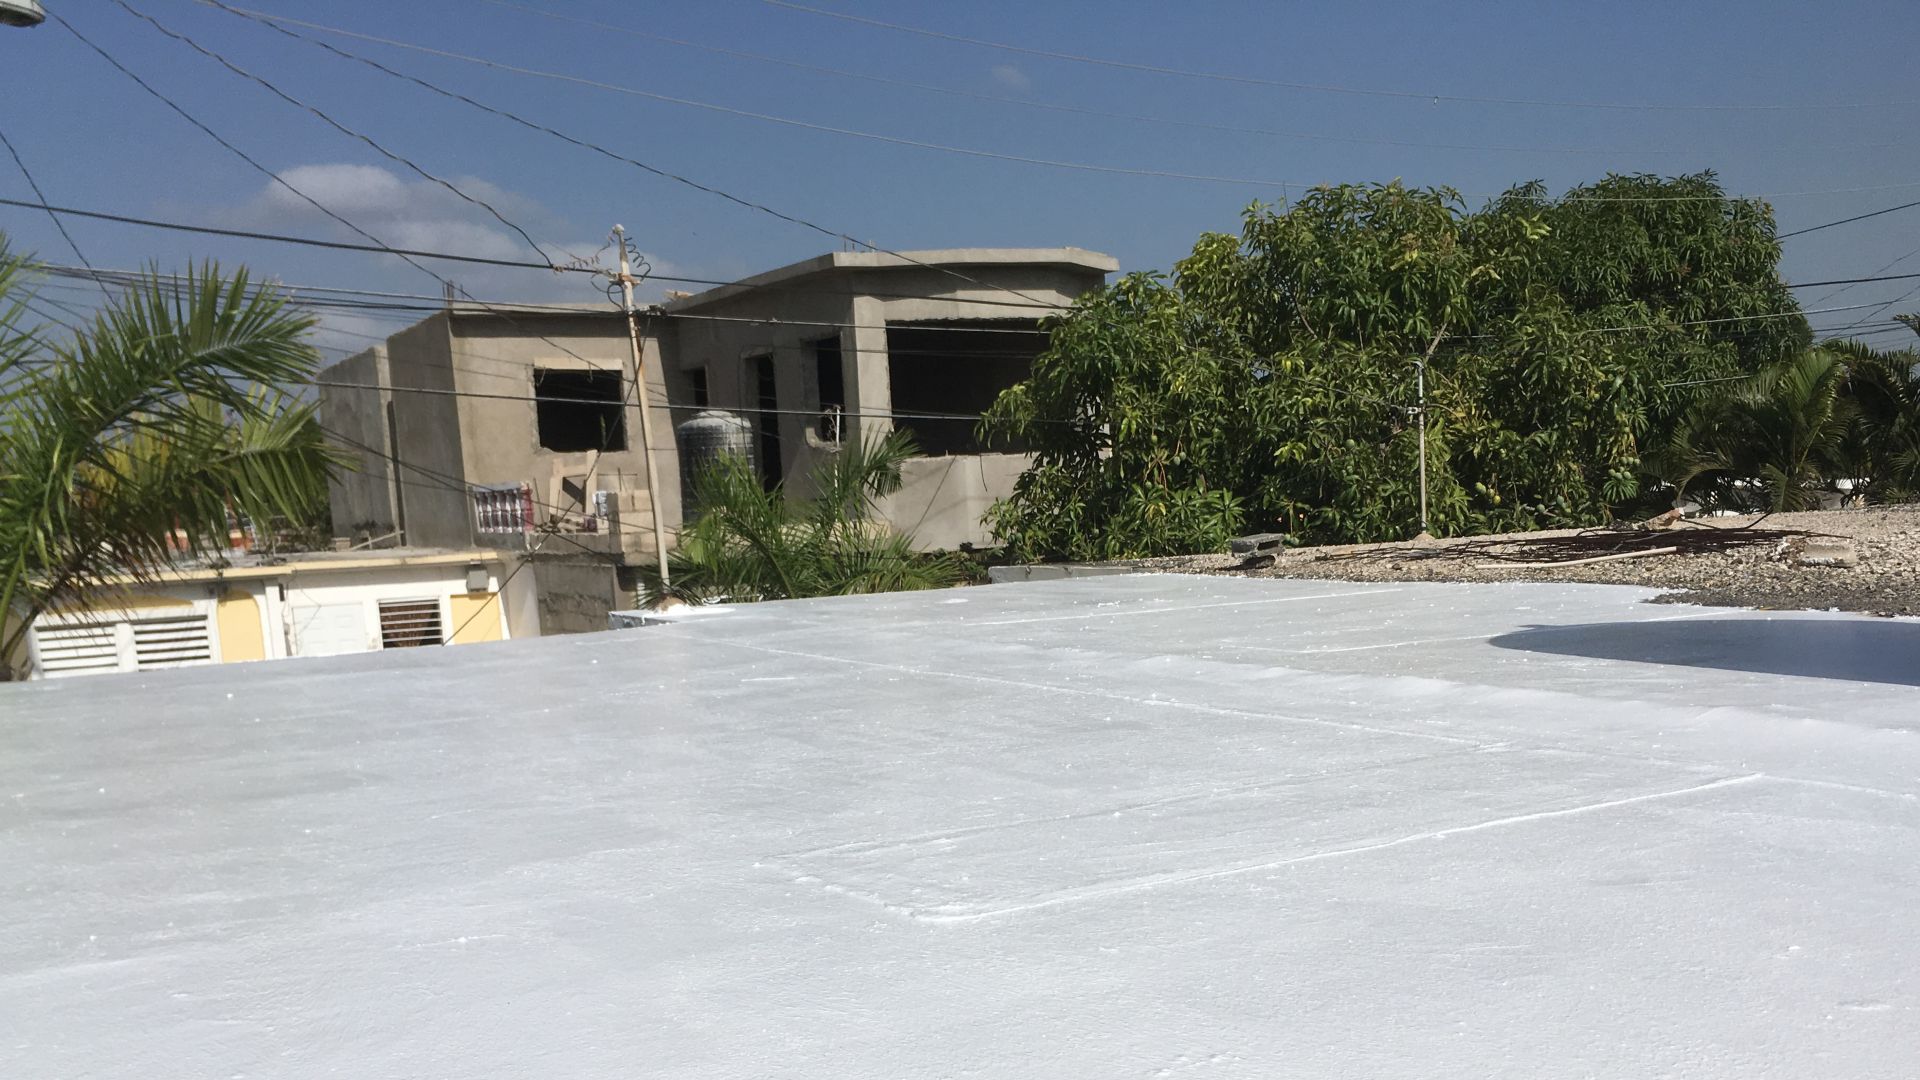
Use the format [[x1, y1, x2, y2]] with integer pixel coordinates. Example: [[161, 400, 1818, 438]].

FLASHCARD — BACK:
[[661, 248, 1117, 548], [318, 305, 670, 632], [316, 248, 1116, 627]]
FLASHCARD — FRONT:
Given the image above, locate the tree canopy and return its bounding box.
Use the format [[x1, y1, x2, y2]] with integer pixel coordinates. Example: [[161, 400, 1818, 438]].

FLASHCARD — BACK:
[[981, 173, 1810, 560]]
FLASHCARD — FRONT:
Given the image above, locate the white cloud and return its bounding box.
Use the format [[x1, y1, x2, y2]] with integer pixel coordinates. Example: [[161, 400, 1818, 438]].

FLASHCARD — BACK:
[[228, 163, 670, 301], [211, 164, 706, 358], [235, 163, 561, 265], [989, 63, 1031, 92]]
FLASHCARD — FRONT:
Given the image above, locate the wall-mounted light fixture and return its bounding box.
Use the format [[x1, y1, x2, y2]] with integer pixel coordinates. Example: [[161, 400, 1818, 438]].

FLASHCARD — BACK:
[[0, 1, 47, 28]]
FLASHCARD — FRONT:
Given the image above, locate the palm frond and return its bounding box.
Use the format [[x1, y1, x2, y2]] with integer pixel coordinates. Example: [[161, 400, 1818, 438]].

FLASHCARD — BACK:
[[0, 251, 336, 665], [640, 431, 960, 606]]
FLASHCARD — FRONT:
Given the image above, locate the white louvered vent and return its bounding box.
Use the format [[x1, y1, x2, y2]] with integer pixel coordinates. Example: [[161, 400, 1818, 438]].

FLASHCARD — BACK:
[[132, 615, 213, 670], [31, 622, 121, 677], [378, 599, 444, 648]]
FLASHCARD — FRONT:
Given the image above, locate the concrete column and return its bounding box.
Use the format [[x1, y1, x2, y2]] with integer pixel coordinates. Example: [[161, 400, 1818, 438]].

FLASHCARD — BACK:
[[847, 294, 892, 444]]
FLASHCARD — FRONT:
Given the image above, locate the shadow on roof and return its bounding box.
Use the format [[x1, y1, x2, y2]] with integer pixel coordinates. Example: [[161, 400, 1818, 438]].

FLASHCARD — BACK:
[[1486, 616, 1920, 687]]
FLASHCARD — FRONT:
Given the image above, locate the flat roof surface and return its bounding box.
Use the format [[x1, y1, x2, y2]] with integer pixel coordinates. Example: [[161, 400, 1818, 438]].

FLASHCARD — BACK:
[[4, 576, 1918, 1078]]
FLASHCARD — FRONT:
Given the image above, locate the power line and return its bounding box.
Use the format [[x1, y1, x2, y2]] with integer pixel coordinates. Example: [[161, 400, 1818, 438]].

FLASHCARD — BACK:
[[315, 419, 672, 555], [0, 195, 593, 274], [1778, 198, 1920, 240], [204, 5, 1290, 191], [310, 374, 1028, 425], [107, 0, 554, 267], [18, 190, 1920, 302], [0, 125, 111, 304], [51, 7, 629, 404], [25, 290, 97, 329], [200, 1, 1069, 312], [70, 0, 664, 531], [16, 297, 82, 335], [204, 4, 1920, 204], [1783, 271, 1920, 289], [38, 262, 1878, 354], [762, 0, 1920, 113], [472, 0, 1791, 159], [1801, 238, 1920, 313], [31, 261, 1063, 330], [310, 421, 621, 637], [2, 204, 1071, 313]]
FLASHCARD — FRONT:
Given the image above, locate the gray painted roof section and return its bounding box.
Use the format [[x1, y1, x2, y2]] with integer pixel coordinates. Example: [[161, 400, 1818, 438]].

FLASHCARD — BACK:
[[5, 576, 1917, 1077]]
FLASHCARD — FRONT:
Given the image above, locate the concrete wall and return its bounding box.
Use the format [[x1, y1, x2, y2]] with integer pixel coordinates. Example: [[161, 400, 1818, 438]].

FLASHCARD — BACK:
[[317, 346, 398, 541], [17, 554, 527, 678], [666, 286, 860, 497], [878, 452, 1035, 550], [501, 555, 543, 642], [318, 310, 683, 565], [665, 257, 1107, 551], [384, 315, 472, 549], [447, 312, 680, 560], [530, 556, 624, 635], [314, 251, 1114, 559]]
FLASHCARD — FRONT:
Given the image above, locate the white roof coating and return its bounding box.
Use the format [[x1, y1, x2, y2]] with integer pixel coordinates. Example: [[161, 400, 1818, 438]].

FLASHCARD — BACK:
[[3, 576, 1918, 1078]]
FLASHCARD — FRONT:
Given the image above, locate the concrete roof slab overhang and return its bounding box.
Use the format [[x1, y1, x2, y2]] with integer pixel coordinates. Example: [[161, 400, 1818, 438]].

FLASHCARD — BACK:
[[662, 247, 1119, 312]]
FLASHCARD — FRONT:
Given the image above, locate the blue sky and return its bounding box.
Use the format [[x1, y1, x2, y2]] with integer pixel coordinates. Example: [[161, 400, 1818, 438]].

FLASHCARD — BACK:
[[5, 1, 1920, 357]]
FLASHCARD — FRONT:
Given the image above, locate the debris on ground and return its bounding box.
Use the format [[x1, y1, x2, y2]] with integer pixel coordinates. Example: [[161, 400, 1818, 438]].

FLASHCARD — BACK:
[[1133, 504, 1920, 616]]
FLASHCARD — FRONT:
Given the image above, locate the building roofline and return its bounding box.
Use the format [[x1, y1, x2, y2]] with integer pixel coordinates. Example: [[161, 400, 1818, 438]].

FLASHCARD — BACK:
[[662, 247, 1119, 312], [92, 549, 512, 587]]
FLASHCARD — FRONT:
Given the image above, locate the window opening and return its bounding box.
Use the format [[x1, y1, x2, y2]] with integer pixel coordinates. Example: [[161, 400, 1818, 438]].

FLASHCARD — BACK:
[[749, 354, 781, 489], [884, 321, 1040, 455], [813, 335, 845, 443], [379, 598, 444, 648], [534, 368, 626, 452]]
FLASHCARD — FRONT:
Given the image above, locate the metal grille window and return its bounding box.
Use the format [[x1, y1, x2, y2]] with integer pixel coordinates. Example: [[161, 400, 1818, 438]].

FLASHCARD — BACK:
[[131, 615, 213, 669], [473, 483, 535, 534], [31, 614, 213, 677], [30, 622, 120, 677], [378, 599, 444, 648]]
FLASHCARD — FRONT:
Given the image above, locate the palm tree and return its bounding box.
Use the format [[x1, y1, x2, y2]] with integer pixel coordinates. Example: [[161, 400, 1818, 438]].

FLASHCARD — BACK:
[[645, 429, 964, 605], [1, 240, 337, 671], [1723, 349, 1856, 512], [1648, 348, 1855, 514], [1835, 333, 1920, 501]]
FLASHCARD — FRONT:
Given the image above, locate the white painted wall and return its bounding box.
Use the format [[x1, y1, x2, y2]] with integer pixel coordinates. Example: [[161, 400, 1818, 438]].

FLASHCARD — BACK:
[[24, 559, 525, 679], [280, 564, 508, 658]]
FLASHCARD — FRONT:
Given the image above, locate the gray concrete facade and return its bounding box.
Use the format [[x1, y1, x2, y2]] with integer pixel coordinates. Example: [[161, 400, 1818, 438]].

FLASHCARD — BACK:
[[661, 248, 1116, 549], [317, 248, 1116, 620]]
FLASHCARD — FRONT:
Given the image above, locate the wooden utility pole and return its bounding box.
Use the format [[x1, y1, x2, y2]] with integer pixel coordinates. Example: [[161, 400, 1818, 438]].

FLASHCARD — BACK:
[[614, 225, 671, 590], [1413, 357, 1430, 538], [1411, 326, 1445, 541]]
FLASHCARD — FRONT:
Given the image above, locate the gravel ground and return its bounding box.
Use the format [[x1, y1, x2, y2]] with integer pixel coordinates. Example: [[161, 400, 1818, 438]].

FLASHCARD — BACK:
[[1131, 504, 1920, 616]]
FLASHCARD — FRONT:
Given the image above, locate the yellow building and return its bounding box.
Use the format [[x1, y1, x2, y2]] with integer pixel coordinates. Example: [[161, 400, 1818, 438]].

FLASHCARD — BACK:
[[11, 548, 537, 680]]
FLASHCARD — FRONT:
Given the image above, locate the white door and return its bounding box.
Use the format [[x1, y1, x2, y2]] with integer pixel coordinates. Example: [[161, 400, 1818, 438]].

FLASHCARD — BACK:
[[288, 601, 372, 657]]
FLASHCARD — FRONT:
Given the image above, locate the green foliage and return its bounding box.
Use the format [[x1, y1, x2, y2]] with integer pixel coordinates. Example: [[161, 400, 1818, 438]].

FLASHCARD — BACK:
[[1650, 348, 1855, 513], [644, 429, 964, 605], [982, 174, 1808, 559], [0, 240, 338, 663], [1643, 326, 1920, 513], [1836, 329, 1920, 501]]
